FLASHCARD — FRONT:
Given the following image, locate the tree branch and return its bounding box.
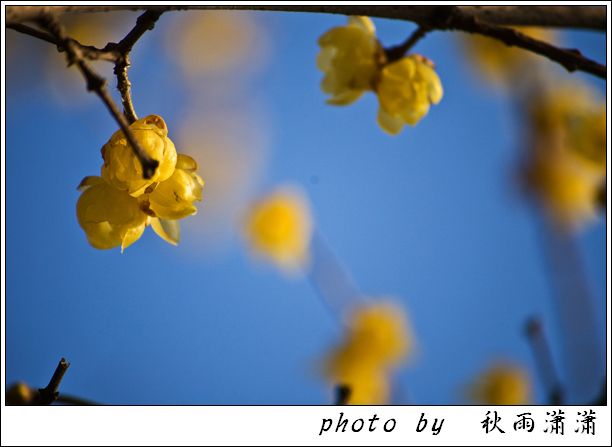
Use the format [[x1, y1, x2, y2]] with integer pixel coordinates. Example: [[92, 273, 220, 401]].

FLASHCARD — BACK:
[[8, 5, 605, 80], [110, 10, 164, 123], [385, 26, 431, 64], [36, 358, 70, 405], [525, 317, 564, 405], [6, 5, 606, 31], [35, 12, 159, 178]]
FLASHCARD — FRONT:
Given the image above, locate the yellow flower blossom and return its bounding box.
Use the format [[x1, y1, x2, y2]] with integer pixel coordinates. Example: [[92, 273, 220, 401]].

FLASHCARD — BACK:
[[466, 362, 531, 405], [76, 176, 150, 252], [147, 154, 205, 220], [376, 54, 443, 134], [317, 16, 383, 105], [323, 301, 413, 404], [317, 16, 443, 134], [524, 85, 605, 231], [243, 186, 313, 272], [463, 27, 557, 87], [101, 115, 177, 197]]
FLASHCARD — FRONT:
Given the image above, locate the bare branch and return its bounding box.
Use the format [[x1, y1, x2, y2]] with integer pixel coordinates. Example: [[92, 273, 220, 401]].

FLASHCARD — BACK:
[[385, 26, 431, 64], [35, 12, 159, 178], [111, 10, 164, 123], [6, 5, 606, 31], [36, 358, 70, 405], [525, 317, 564, 405]]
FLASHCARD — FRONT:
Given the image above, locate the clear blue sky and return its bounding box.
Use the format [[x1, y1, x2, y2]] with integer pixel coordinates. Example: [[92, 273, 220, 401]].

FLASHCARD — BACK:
[[4, 9, 608, 406]]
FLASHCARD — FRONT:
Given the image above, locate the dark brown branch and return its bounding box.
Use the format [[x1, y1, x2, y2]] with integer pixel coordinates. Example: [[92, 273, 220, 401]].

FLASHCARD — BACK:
[[335, 384, 351, 405], [442, 9, 606, 79], [385, 26, 430, 64], [525, 317, 564, 405], [6, 6, 606, 31], [36, 358, 70, 405], [7, 6, 605, 79], [110, 10, 164, 123], [35, 13, 159, 178], [6, 22, 119, 63]]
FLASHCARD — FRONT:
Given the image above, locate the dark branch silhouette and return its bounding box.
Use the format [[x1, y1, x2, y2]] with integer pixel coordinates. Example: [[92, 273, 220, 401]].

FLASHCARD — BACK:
[[36, 358, 70, 405]]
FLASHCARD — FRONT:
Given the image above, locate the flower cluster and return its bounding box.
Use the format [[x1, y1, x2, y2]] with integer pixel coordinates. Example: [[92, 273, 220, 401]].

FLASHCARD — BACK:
[[77, 115, 204, 251], [523, 85, 606, 232], [465, 362, 531, 405], [317, 16, 443, 135], [242, 186, 313, 273], [323, 301, 413, 404]]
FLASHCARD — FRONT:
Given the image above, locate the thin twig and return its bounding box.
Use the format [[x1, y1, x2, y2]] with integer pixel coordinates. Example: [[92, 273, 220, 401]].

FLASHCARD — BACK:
[[335, 384, 351, 405], [525, 317, 564, 405], [35, 13, 159, 178], [443, 9, 606, 79], [36, 358, 70, 405], [111, 10, 164, 123], [54, 394, 100, 405], [385, 26, 430, 63]]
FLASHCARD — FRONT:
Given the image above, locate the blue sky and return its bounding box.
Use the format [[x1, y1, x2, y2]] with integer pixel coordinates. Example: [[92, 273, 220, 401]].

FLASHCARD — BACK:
[[4, 9, 608, 406]]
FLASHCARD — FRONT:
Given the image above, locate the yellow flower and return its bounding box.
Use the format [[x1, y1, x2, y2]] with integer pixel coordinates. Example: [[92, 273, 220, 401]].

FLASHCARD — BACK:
[[317, 16, 383, 105], [466, 362, 531, 405], [376, 54, 443, 134], [317, 16, 442, 133], [524, 139, 602, 232], [147, 154, 205, 220], [524, 85, 605, 231], [323, 301, 413, 404], [76, 176, 150, 251], [101, 115, 177, 197], [243, 186, 313, 272], [463, 27, 557, 87]]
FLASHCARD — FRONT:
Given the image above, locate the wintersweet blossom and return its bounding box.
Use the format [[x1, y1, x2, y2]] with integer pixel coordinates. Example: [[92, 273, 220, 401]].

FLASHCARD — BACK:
[[376, 55, 443, 134], [466, 362, 531, 405], [323, 301, 413, 404], [101, 115, 177, 197], [243, 186, 313, 272], [76, 176, 150, 252], [77, 115, 204, 250], [524, 85, 606, 231], [147, 154, 205, 220], [316, 16, 443, 134], [317, 16, 383, 105]]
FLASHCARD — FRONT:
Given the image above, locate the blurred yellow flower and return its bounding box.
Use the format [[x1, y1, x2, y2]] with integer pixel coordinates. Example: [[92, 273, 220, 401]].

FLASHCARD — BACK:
[[376, 54, 443, 134], [323, 301, 413, 404], [317, 16, 442, 133], [5, 382, 37, 405], [524, 85, 605, 231], [101, 115, 177, 197], [243, 186, 313, 272], [463, 27, 556, 87], [148, 154, 205, 220], [317, 16, 383, 105], [76, 176, 150, 252], [466, 362, 531, 405]]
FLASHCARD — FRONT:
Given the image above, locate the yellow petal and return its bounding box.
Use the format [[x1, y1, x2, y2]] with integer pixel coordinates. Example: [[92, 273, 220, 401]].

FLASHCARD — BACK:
[[377, 108, 405, 135], [151, 217, 180, 245]]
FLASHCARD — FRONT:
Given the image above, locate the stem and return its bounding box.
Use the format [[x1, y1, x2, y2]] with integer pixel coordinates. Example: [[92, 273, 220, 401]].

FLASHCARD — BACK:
[[385, 26, 430, 63], [36, 358, 70, 405], [525, 317, 564, 405]]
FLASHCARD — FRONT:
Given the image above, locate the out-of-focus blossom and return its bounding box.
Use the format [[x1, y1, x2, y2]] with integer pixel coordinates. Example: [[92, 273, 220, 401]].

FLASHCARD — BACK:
[[5, 382, 37, 405], [376, 54, 443, 134], [462, 27, 557, 87], [317, 16, 442, 133], [101, 115, 177, 197], [76, 176, 150, 252], [465, 362, 531, 405], [523, 84, 606, 231], [147, 154, 205, 220], [317, 16, 383, 105], [243, 186, 313, 272], [323, 301, 413, 404]]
